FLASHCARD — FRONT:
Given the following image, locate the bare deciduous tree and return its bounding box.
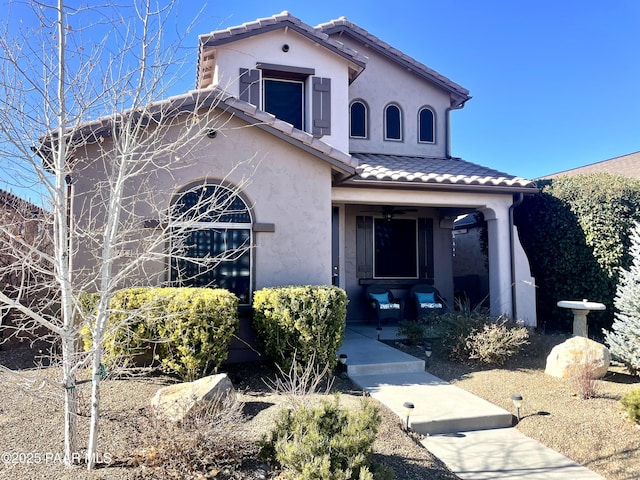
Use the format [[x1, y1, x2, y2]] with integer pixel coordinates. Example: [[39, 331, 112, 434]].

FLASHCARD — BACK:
[[0, 0, 257, 469]]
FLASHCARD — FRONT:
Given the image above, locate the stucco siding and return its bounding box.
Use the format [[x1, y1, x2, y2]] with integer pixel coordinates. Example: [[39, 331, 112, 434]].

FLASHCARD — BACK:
[[336, 37, 450, 157], [212, 29, 352, 153], [70, 111, 333, 296]]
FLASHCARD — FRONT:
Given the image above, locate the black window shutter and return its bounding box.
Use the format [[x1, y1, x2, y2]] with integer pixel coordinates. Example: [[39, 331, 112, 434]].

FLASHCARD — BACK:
[[312, 77, 331, 137], [418, 218, 434, 279], [239, 68, 260, 105], [356, 216, 373, 278]]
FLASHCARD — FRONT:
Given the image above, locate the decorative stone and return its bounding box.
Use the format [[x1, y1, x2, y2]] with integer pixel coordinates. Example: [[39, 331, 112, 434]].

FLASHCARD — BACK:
[[151, 373, 235, 422], [545, 337, 610, 379]]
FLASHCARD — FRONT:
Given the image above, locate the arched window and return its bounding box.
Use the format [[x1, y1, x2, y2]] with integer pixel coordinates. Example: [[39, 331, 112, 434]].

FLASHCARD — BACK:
[[384, 104, 402, 141], [350, 100, 368, 138], [170, 182, 252, 304], [418, 107, 435, 143]]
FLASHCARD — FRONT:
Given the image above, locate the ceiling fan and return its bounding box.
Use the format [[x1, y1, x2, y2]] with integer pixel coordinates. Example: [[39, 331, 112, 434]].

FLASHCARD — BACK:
[[361, 205, 418, 221]]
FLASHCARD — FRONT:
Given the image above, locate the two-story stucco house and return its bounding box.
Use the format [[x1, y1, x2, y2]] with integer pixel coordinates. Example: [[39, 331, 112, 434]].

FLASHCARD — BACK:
[[63, 12, 538, 360]]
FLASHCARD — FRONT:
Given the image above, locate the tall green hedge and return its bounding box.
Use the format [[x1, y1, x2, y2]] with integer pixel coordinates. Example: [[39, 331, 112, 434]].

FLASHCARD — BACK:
[[515, 173, 640, 334], [253, 285, 348, 372], [81, 287, 238, 380]]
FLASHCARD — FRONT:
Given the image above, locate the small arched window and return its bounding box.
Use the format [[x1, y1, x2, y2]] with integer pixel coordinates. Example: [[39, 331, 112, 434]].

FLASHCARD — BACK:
[[418, 107, 435, 143], [350, 100, 367, 138], [384, 104, 402, 141], [170, 182, 252, 304]]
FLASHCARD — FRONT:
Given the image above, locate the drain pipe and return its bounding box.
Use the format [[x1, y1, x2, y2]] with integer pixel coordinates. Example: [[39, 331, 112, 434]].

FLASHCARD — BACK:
[[509, 193, 524, 320]]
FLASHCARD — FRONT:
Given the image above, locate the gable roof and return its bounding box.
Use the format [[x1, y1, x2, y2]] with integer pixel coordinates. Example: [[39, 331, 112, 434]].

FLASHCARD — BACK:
[[318, 17, 471, 108], [541, 151, 640, 179], [36, 88, 356, 177], [197, 11, 368, 88], [347, 153, 536, 193], [0, 189, 45, 216]]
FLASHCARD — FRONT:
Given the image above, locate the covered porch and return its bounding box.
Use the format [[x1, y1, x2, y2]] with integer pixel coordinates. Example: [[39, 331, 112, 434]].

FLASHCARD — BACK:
[[332, 186, 537, 326]]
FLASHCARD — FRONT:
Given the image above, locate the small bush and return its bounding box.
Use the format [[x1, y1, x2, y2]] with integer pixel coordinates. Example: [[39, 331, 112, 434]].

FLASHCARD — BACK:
[[435, 301, 528, 364], [568, 359, 600, 399], [81, 287, 238, 380], [466, 320, 530, 366], [253, 285, 347, 373], [397, 320, 426, 346], [133, 394, 248, 477], [260, 395, 391, 480], [621, 388, 640, 424]]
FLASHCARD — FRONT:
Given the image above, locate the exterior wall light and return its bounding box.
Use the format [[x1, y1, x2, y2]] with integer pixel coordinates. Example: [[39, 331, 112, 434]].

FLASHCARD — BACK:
[[282, 44, 290, 52], [207, 129, 217, 138]]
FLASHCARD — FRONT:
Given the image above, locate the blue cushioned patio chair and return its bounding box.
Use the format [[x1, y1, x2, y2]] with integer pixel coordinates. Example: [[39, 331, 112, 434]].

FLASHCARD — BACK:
[[365, 285, 404, 328], [409, 284, 446, 320]]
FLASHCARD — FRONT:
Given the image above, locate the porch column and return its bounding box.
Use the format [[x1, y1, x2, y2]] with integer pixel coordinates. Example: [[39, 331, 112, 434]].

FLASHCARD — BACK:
[[482, 206, 513, 317]]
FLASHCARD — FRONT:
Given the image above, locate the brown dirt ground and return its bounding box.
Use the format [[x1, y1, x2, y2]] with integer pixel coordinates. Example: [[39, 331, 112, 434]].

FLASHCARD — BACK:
[[0, 345, 458, 480]]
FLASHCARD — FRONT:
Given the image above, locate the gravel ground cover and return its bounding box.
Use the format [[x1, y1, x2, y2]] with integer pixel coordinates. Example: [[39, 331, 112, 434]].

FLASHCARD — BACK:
[[1, 332, 638, 480], [390, 333, 640, 480], [0, 346, 458, 480]]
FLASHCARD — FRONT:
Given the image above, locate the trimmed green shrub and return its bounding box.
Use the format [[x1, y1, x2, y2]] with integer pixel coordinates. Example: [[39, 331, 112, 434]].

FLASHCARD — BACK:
[[620, 389, 640, 424], [605, 222, 640, 375], [260, 396, 391, 480], [253, 285, 347, 372], [515, 174, 640, 333], [81, 287, 238, 380]]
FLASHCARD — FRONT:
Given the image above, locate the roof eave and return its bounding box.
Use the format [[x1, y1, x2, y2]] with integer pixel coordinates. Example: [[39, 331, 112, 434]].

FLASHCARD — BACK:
[[343, 179, 539, 195], [320, 23, 470, 102]]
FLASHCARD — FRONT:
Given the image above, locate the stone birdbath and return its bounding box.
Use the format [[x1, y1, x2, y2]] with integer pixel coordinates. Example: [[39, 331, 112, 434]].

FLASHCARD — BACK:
[[557, 299, 606, 337]]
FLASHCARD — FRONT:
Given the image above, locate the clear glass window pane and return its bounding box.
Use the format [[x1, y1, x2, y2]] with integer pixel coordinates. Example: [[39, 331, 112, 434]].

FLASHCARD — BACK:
[[350, 101, 366, 138], [385, 105, 401, 140], [374, 218, 417, 277], [263, 78, 304, 130], [419, 108, 434, 143]]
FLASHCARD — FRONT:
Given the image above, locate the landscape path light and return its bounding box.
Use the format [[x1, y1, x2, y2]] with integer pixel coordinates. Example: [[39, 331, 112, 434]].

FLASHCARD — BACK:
[[511, 394, 523, 423], [423, 342, 432, 367], [403, 401, 415, 430], [338, 354, 348, 375]]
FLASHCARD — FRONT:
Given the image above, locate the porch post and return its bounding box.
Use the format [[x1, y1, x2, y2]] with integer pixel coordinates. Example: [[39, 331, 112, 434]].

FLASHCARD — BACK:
[[482, 206, 513, 317]]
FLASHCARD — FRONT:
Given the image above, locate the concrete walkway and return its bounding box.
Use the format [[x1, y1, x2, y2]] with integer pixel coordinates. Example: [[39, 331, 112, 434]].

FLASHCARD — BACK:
[[338, 325, 606, 480]]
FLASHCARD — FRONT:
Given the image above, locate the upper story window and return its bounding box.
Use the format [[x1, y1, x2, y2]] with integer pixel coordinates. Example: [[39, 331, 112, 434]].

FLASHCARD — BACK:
[[239, 64, 331, 137], [350, 100, 368, 138], [418, 107, 435, 143], [384, 103, 402, 141], [263, 77, 304, 130]]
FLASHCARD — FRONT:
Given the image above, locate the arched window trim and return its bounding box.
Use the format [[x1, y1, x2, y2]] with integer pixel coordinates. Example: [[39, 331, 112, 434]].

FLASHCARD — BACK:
[[384, 103, 403, 142], [349, 99, 368, 139], [170, 180, 253, 304], [418, 106, 436, 144]]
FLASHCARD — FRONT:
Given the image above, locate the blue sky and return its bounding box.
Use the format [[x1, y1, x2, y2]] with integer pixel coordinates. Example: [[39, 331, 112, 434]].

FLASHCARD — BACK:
[[176, 0, 640, 179], [3, 0, 640, 184]]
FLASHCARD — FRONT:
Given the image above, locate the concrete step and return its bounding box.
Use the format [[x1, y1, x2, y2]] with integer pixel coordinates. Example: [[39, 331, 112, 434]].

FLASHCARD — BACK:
[[338, 336, 425, 376], [422, 428, 606, 480], [348, 371, 513, 435]]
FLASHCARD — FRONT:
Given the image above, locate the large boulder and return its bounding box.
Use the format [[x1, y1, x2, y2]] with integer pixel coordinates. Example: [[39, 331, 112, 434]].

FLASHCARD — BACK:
[[151, 373, 235, 422], [545, 337, 610, 379]]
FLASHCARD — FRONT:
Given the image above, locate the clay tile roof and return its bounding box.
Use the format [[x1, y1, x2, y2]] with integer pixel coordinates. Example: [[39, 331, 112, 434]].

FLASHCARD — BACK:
[[198, 11, 367, 67], [351, 153, 535, 192], [317, 17, 470, 105]]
